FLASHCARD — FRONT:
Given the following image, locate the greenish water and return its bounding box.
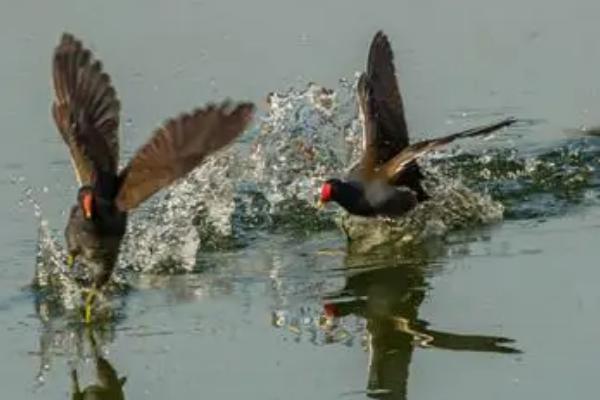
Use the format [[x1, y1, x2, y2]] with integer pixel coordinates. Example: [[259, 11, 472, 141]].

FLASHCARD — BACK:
[[2, 0, 600, 399]]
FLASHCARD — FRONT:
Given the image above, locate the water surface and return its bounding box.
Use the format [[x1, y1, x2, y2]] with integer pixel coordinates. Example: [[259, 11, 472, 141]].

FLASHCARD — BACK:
[[1, 0, 600, 399]]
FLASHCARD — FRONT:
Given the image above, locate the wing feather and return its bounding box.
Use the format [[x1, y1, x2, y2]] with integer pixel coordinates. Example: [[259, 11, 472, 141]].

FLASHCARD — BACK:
[[365, 31, 410, 164], [51, 33, 120, 184], [115, 102, 254, 210], [378, 118, 517, 182]]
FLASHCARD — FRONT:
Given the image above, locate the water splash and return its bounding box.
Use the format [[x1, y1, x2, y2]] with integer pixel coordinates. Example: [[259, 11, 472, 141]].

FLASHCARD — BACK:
[[35, 78, 600, 277], [119, 78, 512, 269], [434, 137, 600, 219], [34, 220, 78, 310], [119, 81, 359, 272]]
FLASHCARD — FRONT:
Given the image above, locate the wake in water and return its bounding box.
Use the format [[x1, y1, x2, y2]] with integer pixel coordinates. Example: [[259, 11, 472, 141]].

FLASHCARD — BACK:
[[434, 137, 600, 219]]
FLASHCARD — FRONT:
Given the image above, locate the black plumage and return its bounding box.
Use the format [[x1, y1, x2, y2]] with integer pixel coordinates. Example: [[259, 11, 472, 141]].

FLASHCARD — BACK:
[[319, 31, 516, 217]]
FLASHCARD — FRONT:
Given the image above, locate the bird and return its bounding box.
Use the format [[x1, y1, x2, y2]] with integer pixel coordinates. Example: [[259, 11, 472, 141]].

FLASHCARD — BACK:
[[51, 33, 254, 322], [317, 31, 517, 217]]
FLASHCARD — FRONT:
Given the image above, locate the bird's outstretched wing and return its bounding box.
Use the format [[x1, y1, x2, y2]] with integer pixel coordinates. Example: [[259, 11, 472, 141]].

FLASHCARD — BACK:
[[360, 31, 410, 166], [52, 32, 120, 184], [377, 118, 517, 182], [115, 102, 254, 211]]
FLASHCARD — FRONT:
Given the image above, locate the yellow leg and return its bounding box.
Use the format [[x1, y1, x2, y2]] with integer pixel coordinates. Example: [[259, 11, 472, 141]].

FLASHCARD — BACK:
[[66, 254, 74, 269], [84, 287, 97, 324]]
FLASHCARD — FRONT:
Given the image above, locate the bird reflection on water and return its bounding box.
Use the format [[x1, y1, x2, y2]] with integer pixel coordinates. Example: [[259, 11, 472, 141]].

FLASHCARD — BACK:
[[70, 328, 126, 400], [320, 247, 520, 399], [32, 290, 126, 399]]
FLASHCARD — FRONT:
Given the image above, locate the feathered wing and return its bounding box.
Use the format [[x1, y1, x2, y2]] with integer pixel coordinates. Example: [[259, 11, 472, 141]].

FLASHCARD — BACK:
[[52, 33, 120, 184], [354, 73, 379, 179], [365, 30, 410, 164], [358, 32, 428, 199], [378, 117, 517, 182], [115, 102, 255, 211]]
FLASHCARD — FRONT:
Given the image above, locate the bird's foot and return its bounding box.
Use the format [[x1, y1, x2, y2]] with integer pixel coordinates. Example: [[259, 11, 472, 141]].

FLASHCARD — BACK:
[[82, 288, 97, 324], [66, 254, 74, 269]]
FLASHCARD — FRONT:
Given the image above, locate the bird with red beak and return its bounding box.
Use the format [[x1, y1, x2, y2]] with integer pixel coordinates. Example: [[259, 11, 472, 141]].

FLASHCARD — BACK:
[[317, 31, 516, 217]]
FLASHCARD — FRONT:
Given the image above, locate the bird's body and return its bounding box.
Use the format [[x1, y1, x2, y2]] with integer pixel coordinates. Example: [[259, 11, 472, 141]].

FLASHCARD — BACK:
[[319, 31, 516, 217], [322, 178, 417, 217], [51, 33, 254, 321], [65, 194, 127, 288]]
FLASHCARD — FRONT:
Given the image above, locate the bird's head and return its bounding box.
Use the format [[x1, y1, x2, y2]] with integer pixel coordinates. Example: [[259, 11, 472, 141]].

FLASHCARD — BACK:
[[317, 178, 342, 208]]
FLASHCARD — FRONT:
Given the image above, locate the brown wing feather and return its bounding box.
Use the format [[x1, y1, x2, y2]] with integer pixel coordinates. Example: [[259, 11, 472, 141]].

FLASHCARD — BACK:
[[366, 31, 410, 164], [378, 118, 517, 182], [52, 32, 120, 184], [355, 73, 378, 179], [115, 102, 255, 211]]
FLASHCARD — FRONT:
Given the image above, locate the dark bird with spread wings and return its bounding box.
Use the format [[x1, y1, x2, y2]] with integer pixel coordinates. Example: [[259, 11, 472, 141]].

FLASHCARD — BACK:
[[52, 33, 254, 322], [318, 31, 516, 217]]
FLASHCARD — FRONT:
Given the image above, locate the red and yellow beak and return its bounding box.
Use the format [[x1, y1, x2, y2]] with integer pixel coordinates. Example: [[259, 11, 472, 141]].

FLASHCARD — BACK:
[[82, 192, 93, 219], [316, 182, 332, 209]]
